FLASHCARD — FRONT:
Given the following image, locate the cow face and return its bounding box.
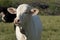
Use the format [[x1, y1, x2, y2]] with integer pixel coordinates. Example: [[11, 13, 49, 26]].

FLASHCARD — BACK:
[[7, 4, 39, 25]]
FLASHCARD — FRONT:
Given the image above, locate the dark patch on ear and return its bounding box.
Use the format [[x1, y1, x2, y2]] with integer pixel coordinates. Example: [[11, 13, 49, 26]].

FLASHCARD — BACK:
[[34, 10, 36, 12]]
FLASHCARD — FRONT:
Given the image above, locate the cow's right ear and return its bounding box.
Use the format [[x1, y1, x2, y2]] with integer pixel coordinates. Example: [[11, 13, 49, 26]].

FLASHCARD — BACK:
[[7, 7, 16, 14]]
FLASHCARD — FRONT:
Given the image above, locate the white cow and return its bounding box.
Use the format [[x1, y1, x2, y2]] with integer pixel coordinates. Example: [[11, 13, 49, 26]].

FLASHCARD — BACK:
[[7, 4, 42, 40]]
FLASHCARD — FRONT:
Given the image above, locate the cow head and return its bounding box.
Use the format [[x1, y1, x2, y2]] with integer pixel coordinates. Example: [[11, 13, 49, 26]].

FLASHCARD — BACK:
[[0, 7, 16, 23], [7, 4, 39, 25]]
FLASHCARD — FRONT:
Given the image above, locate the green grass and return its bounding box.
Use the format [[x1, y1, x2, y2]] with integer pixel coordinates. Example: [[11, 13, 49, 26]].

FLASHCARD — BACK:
[[40, 16, 60, 40], [0, 16, 60, 40], [0, 22, 16, 40]]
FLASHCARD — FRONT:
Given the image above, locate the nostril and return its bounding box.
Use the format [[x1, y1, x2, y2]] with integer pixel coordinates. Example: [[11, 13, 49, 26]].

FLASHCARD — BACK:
[[14, 18, 21, 25], [17, 20, 20, 22]]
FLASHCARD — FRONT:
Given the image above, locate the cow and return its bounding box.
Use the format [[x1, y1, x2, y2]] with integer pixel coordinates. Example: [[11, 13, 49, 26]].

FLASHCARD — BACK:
[[7, 4, 43, 40], [0, 6, 16, 23], [0, 4, 48, 40]]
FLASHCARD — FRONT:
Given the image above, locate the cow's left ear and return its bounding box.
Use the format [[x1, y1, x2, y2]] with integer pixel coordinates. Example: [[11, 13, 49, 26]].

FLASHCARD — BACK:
[[31, 8, 39, 15], [7, 7, 16, 14]]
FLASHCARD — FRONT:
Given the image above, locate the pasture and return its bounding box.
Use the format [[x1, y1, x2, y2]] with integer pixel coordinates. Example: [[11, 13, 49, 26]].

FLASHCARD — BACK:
[[0, 16, 60, 40]]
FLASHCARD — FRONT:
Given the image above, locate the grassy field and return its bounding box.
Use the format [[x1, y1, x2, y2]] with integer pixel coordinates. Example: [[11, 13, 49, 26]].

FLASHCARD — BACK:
[[0, 16, 60, 40], [40, 16, 60, 40]]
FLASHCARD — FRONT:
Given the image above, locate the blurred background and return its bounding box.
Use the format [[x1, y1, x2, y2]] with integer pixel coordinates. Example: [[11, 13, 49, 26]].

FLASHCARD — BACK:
[[0, 0, 60, 15], [0, 0, 60, 40]]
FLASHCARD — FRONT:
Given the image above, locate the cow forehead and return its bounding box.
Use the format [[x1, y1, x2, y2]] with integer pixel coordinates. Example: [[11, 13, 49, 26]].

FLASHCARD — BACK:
[[16, 4, 31, 14]]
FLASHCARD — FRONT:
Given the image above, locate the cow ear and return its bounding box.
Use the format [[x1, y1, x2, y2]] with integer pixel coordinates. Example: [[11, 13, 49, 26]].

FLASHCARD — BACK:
[[31, 8, 39, 15], [7, 7, 16, 14]]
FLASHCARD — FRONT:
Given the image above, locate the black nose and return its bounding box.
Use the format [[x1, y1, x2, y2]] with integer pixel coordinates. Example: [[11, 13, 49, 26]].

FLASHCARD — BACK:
[[17, 19, 20, 22], [15, 19, 20, 24]]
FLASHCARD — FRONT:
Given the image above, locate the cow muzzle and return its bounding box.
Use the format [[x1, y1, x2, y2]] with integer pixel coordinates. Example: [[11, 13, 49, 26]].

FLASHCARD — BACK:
[[14, 18, 21, 26]]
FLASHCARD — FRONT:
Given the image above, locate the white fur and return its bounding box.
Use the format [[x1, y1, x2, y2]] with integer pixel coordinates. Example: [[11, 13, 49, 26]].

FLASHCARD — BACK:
[[16, 4, 31, 19], [16, 26, 27, 40], [0, 12, 5, 22]]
